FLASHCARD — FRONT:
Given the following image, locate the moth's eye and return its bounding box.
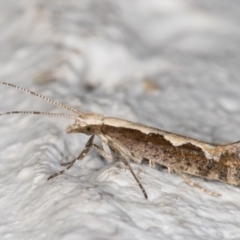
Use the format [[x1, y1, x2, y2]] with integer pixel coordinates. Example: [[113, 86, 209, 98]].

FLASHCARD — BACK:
[[83, 126, 94, 135]]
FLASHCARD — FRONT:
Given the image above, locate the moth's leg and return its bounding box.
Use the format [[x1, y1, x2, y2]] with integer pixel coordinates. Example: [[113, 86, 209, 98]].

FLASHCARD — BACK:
[[60, 143, 113, 166], [100, 137, 147, 199], [149, 160, 156, 168], [176, 170, 221, 197], [119, 154, 148, 199], [92, 144, 113, 163], [48, 135, 95, 180], [100, 135, 112, 157]]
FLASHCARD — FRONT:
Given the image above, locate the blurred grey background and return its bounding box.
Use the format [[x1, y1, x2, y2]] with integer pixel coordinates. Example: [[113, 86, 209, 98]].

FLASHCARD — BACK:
[[0, 1, 240, 239]]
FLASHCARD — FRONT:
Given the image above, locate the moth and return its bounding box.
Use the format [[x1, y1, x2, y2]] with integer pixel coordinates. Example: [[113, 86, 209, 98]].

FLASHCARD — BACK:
[[1, 82, 239, 199]]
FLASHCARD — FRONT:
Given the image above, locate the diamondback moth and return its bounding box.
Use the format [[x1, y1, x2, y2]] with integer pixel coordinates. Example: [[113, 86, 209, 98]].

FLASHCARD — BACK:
[[1, 81, 239, 199]]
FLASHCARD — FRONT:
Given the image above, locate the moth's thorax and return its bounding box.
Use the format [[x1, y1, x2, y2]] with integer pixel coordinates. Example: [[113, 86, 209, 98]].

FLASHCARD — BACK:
[[79, 113, 104, 125]]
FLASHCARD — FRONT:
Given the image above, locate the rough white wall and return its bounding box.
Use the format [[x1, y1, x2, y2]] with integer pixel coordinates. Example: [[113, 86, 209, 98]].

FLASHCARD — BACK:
[[0, 0, 240, 239]]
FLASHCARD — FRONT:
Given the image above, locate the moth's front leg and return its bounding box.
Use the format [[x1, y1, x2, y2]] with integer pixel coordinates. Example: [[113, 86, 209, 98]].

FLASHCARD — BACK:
[[48, 135, 114, 180], [48, 135, 95, 180], [60, 144, 113, 166]]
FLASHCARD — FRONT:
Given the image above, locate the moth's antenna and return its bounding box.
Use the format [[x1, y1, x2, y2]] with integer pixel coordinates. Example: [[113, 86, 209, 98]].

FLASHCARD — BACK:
[[0, 111, 78, 120], [0, 82, 83, 115]]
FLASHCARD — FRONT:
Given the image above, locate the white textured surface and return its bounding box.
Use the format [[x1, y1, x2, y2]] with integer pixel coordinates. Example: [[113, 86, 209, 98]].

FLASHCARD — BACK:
[[0, 0, 240, 239]]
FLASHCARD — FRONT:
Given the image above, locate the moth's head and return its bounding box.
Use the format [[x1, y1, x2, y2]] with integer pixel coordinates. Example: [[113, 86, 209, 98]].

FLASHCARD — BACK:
[[0, 82, 106, 136], [66, 113, 104, 135]]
